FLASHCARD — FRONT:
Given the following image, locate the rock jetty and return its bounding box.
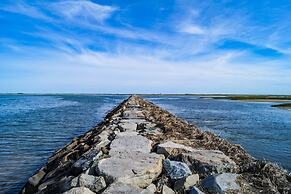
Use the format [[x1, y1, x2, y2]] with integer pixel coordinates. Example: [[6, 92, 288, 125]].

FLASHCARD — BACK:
[[22, 95, 291, 194]]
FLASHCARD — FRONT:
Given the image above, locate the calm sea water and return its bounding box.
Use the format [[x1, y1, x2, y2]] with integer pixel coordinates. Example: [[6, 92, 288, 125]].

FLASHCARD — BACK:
[[0, 95, 127, 193], [0, 95, 290, 193], [144, 96, 291, 171]]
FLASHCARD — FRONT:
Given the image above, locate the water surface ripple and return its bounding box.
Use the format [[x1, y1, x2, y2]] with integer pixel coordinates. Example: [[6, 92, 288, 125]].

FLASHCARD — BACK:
[[144, 96, 291, 172], [0, 95, 290, 193], [0, 95, 127, 193]]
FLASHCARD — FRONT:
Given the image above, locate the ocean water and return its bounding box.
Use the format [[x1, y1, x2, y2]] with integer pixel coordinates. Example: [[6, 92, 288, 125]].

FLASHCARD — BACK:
[[144, 96, 291, 171], [0, 95, 290, 193], [0, 95, 127, 193]]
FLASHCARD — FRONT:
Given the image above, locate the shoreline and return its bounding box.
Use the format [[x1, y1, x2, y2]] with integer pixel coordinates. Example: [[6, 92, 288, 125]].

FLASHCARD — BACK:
[[21, 95, 291, 194]]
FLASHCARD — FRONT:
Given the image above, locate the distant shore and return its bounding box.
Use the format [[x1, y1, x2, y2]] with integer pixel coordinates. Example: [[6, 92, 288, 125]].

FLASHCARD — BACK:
[[271, 103, 291, 110]]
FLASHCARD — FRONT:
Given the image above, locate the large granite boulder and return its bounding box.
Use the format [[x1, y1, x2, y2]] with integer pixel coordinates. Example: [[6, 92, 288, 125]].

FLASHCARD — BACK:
[[202, 173, 240, 194], [109, 134, 152, 154], [97, 151, 164, 188], [182, 149, 236, 174], [163, 159, 192, 180]]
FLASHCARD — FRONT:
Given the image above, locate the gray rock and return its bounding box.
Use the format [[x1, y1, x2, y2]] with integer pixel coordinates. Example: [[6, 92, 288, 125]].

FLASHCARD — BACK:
[[163, 159, 192, 180], [72, 144, 106, 174], [119, 118, 148, 125], [118, 122, 137, 131], [184, 174, 199, 190], [114, 131, 139, 137], [157, 141, 193, 156], [28, 169, 46, 186], [141, 183, 156, 194], [123, 110, 144, 119], [103, 181, 143, 194], [182, 149, 236, 174], [98, 130, 110, 141], [173, 174, 199, 192], [109, 134, 152, 154], [62, 187, 95, 194], [97, 151, 164, 188], [162, 185, 175, 194], [202, 173, 240, 194], [71, 174, 106, 193], [189, 186, 205, 194]]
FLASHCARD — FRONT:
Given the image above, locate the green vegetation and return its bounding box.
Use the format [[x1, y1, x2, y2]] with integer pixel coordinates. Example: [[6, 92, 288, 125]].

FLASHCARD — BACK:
[[209, 95, 291, 101], [271, 103, 291, 109]]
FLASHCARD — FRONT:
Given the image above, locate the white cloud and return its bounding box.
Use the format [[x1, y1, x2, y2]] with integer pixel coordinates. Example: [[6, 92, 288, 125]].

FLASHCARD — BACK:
[[180, 25, 205, 35], [49, 0, 117, 23], [0, 2, 50, 20]]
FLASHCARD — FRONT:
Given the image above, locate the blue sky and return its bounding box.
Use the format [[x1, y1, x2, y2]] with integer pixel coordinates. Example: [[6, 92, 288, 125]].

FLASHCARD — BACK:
[[0, 0, 291, 94]]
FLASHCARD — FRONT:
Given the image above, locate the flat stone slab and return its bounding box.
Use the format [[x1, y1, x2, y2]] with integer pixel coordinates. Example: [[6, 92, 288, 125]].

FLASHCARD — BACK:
[[110, 134, 152, 154], [182, 149, 236, 173], [123, 110, 144, 119], [157, 141, 193, 156], [202, 173, 240, 194], [96, 151, 164, 188], [120, 118, 148, 125]]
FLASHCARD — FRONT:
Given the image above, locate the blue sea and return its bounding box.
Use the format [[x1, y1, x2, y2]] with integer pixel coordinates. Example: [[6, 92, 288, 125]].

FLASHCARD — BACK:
[[0, 95, 290, 193]]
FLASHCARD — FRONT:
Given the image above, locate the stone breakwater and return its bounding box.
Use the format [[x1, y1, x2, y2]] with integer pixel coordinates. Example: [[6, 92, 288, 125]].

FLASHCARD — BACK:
[[22, 95, 291, 194]]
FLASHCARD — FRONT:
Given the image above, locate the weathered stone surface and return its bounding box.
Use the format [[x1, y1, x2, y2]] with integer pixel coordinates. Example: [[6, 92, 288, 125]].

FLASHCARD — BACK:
[[173, 174, 199, 192], [123, 110, 144, 119], [184, 174, 199, 190], [189, 186, 205, 194], [182, 149, 236, 173], [114, 131, 139, 137], [162, 185, 175, 194], [71, 174, 106, 193], [110, 134, 152, 154], [97, 151, 164, 188], [202, 173, 240, 194], [118, 122, 137, 131], [98, 130, 110, 141], [28, 169, 46, 187], [62, 187, 95, 194], [103, 181, 143, 194], [157, 141, 193, 156], [163, 159, 192, 180], [72, 148, 100, 174], [141, 183, 156, 194], [119, 118, 148, 125], [37, 175, 74, 193]]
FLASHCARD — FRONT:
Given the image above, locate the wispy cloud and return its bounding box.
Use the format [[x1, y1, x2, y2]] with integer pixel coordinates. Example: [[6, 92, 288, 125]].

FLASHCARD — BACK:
[[48, 0, 117, 23], [0, 1, 50, 20]]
